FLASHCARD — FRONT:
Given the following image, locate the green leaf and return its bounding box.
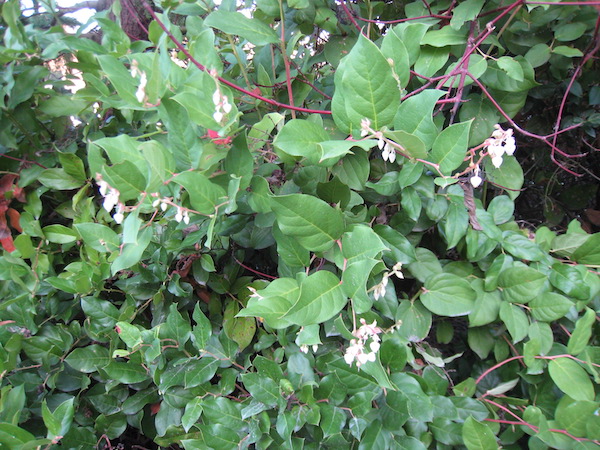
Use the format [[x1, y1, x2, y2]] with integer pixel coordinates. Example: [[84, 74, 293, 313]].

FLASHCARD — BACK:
[[115, 321, 142, 348], [74, 223, 120, 253], [102, 161, 147, 202], [549, 263, 590, 300], [431, 120, 473, 175], [283, 271, 346, 326], [548, 358, 595, 401], [571, 232, 600, 265], [320, 404, 347, 437], [271, 194, 344, 252], [567, 308, 596, 356], [498, 266, 546, 303], [240, 372, 281, 407], [502, 232, 546, 261], [332, 34, 401, 134], [421, 273, 476, 317], [111, 226, 153, 275], [383, 130, 427, 160], [182, 398, 203, 432], [499, 302, 528, 343], [42, 398, 74, 439], [174, 171, 227, 215], [103, 360, 149, 384], [65, 345, 110, 373], [441, 202, 469, 248], [42, 225, 77, 244], [236, 278, 299, 329], [380, 28, 410, 88], [192, 303, 212, 352], [394, 89, 445, 150], [422, 27, 468, 47], [395, 300, 432, 342], [38, 168, 83, 190], [204, 11, 279, 46], [462, 416, 497, 450], [274, 119, 329, 162], [483, 155, 524, 200], [450, 0, 484, 29], [529, 292, 572, 322], [97, 55, 139, 105]]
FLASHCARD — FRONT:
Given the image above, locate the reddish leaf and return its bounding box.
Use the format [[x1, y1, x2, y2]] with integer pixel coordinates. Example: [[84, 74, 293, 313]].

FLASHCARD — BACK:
[[1, 236, 16, 252], [7, 208, 22, 233], [206, 129, 232, 146]]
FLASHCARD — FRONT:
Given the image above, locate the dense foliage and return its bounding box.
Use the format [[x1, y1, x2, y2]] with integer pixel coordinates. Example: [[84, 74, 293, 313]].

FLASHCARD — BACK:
[[0, 0, 599, 448]]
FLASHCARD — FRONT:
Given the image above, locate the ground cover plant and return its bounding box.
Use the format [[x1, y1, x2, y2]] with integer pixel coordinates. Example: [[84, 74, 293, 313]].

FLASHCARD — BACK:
[[0, 0, 599, 448]]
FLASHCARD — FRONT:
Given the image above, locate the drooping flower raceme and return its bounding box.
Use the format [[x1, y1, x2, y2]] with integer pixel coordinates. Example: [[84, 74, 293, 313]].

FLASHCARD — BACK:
[[372, 262, 404, 300], [485, 124, 516, 168], [344, 319, 383, 368]]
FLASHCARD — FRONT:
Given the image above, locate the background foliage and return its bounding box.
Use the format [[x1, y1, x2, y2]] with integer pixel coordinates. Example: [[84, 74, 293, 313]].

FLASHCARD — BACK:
[[0, 0, 599, 448]]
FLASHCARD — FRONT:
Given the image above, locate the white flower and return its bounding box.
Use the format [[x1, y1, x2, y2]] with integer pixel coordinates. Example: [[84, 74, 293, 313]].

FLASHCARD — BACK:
[[300, 345, 309, 354], [222, 98, 232, 113], [175, 207, 184, 223], [485, 125, 517, 167], [344, 319, 383, 368], [213, 111, 223, 123], [102, 188, 120, 213], [382, 143, 396, 163], [98, 179, 109, 197], [360, 118, 371, 137], [135, 72, 147, 103], [182, 210, 190, 225], [470, 166, 483, 188], [391, 262, 404, 279], [471, 174, 483, 188], [377, 137, 385, 150], [113, 211, 124, 224], [312, 344, 319, 352], [212, 90, 221, 106], [373, 275, 388, 300], [161, 202, 168, 212], [492, 154, 503, 168]]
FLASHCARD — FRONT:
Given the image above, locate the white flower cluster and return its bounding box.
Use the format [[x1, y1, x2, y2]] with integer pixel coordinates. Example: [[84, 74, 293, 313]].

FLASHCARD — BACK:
[[373, 262, 404, 300], [344, 319, 382, 367], [151, 195, 190, 224], [96, 175, 125, 224], [300, 344, 319, 354], [485, 124, 516, 168], [212, 89, 232, 124], [360, 118, 396, 163]]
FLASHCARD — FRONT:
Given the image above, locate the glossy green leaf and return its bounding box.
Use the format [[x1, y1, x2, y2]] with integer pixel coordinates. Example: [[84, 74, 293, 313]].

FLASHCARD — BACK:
[[548, 358, 595, 401], [421, 273, 476, 317], [498, 266, 546, 303], [74, 223, 120, 253], [567, 308, 596, 356], [332, 34, 401, 134], [462, 416, 497, 450], [431, 120, 473, 175], [394, 89, 445, 150], [174, 171, 227, 215], [283, 271, 346, 325], [499, 302, 529, 343], [204, 11, 279, 45], [271, 194, 344, 252]]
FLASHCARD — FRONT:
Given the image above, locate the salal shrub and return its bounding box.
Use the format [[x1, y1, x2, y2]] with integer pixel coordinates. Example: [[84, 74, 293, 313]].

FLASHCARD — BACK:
[[0, 0, 598, 448]]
